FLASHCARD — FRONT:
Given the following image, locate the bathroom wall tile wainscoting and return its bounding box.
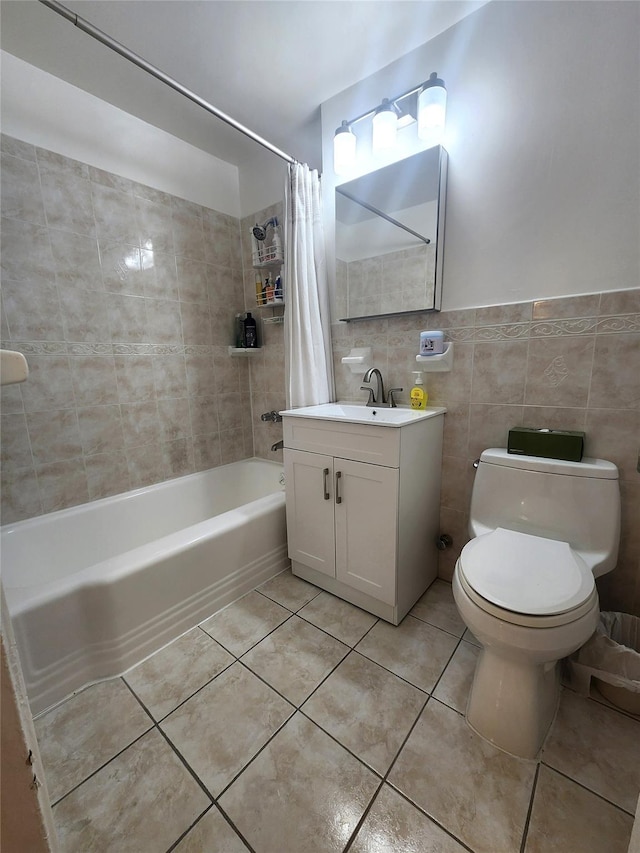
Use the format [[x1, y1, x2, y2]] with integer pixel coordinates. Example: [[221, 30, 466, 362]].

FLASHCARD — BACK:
[[331, 290, 640, 618], [35, 572, 639, 853]]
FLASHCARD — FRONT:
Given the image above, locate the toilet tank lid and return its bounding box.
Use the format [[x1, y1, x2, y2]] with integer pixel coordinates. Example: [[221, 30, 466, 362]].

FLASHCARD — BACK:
[[480, 448, 618, 479]]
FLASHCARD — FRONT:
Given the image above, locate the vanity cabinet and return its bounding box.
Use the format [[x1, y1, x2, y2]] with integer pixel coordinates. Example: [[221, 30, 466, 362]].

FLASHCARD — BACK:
[[282, 409, 445, 624]]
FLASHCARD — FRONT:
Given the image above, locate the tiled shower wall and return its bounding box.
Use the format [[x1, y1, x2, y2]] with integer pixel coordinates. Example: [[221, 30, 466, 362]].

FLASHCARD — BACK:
[[0, 134, 254, 523], [332, 293, 640, 617], [240, 202, 287, 461]]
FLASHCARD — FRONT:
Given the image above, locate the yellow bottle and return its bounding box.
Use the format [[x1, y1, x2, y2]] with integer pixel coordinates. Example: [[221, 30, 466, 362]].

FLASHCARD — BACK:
[[410, 372, 428, 410]]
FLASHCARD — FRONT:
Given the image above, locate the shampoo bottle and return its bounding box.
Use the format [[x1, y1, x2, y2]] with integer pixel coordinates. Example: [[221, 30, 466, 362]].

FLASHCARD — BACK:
[[243, 312, 258, 348], [410, 372, 427, 410]]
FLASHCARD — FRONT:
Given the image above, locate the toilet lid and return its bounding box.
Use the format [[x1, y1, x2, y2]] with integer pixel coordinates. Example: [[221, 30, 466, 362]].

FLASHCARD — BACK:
[[458, 528, 595, 616]]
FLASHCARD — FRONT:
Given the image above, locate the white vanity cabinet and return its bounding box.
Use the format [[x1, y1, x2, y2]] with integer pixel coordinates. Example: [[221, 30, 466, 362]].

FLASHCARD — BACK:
[[282, 407, 445, 624]]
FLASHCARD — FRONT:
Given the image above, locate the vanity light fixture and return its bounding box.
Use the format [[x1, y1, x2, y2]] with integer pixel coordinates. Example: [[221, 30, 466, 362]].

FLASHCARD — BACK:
[[333, 71, 447, 175]]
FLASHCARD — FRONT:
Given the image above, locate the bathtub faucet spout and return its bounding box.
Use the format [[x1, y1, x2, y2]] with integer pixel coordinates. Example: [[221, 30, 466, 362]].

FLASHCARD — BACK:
[[271, 440, 284, 452]]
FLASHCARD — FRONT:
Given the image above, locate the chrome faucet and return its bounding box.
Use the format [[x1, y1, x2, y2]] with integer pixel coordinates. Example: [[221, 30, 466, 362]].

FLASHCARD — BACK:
[[361, 368, 403, 408], [271, 440, 284, 452]]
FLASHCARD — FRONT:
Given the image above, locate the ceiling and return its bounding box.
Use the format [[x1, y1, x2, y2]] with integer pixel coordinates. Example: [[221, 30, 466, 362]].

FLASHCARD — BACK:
[[0, 0, 485, 168]]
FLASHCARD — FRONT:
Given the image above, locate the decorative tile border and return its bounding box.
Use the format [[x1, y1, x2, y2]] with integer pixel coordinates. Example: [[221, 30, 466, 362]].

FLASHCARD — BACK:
[[0, 341, 221, 356]]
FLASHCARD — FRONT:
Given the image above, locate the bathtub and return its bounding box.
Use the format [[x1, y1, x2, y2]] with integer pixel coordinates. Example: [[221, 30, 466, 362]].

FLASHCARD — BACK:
[[1, 458, 289, 715]]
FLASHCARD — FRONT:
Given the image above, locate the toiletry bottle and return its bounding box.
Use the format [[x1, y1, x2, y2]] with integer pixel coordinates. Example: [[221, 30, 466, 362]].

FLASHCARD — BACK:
[[410, 372, 427, 410], [243, 312, 258, 348], [255, 273, 264, 306], [234, 313, 244, 348], [274, 275, 283, 302], [272, 222, 282, 259], [265, 275, 275, 303]]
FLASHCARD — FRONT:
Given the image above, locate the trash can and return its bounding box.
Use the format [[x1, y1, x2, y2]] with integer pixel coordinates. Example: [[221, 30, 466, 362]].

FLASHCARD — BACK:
[[569, 612, 640, 714]]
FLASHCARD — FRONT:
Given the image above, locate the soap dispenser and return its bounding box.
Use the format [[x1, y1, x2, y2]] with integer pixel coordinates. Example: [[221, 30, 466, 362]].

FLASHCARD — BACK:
[[410, 372, 428, 410]]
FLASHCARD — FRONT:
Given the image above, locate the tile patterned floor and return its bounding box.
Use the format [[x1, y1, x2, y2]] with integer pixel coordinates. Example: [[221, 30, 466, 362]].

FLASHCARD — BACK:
[[34, 572, 639, 853]]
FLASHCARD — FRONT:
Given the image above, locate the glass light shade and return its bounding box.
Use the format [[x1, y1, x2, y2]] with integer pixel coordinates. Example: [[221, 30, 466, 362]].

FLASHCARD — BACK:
[[372, 99, 397, 152], [334, 121, 356, 175], [418, 73, 447, 146]]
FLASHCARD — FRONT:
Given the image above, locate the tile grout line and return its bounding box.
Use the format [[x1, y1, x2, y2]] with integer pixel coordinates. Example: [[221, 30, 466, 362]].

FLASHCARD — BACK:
[[538, 761, 638, 817], [519, 762, 540, 853]]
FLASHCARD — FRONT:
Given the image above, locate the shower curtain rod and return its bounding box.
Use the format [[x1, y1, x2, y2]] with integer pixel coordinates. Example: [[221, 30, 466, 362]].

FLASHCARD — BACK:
[[38, 0, 298, 166]]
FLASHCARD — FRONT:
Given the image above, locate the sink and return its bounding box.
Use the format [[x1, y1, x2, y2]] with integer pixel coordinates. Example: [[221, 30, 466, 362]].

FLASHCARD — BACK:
[[279, 402, 446, 427]]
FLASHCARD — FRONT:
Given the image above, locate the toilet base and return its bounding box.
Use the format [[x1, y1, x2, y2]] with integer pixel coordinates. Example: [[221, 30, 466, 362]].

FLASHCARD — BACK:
[[466, 647, 560, 759]]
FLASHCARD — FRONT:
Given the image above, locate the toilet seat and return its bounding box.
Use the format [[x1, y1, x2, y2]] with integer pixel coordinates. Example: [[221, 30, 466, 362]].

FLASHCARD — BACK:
[[458, 527, 596, 626]]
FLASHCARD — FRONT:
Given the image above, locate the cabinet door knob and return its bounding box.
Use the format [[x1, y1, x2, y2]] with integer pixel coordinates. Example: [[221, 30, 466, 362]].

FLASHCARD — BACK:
[[335, 471, 342, 504], [323, 468, 330, 500]]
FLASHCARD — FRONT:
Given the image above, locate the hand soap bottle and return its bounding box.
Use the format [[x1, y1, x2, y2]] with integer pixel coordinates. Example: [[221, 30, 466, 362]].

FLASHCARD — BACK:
[[410, 372, 428, 410]]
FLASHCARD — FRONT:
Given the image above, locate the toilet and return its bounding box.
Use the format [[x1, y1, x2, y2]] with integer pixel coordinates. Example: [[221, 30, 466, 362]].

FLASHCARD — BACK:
[[453, 448, 620, 759]]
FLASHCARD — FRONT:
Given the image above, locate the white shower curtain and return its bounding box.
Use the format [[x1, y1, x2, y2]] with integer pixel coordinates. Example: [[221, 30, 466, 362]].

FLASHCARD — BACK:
[[284, 163, 335, 408]]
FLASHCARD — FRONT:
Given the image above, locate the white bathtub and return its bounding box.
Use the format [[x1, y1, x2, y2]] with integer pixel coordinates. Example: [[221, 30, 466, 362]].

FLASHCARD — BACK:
[[1, 458, 289, 715]]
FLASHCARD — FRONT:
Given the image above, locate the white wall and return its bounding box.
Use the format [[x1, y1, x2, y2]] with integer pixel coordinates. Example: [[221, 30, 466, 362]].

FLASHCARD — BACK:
[[238, 145, 288, 220], [1, 51, 241, 217], [321, 1, 640, 311]]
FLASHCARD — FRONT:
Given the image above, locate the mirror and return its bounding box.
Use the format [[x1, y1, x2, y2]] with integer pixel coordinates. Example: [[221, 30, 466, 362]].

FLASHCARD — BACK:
[[335, 146, 448, 321]]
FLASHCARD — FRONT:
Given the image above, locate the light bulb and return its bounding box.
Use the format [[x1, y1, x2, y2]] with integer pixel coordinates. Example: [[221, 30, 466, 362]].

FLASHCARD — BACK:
[[372, 99, 397, 152], [333, 120, 356, 175], [418, 72, 447, 146]]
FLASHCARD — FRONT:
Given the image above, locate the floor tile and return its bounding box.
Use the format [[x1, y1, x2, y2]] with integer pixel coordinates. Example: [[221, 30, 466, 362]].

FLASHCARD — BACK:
[[350, 783, 468, 853], [173, 805, 250, 852], [355, 615, 458, 693], [124, 627, 234, 720], [219, 712, 379, 853], [241, 615, 349, 706], [160, 661, 293, 797], [389, 699, 536, 853], [410, 579, 466, 637], [35, 678, 152, 803], [200, 590, 290, 656], [53, 728, 209, 852], [257, 567, 320, 611], [433, 639, 480, 714], [542, 688, 640, 812], [298, 590, 378, 646], [524, 765, 633, 852], [302, 651, 426, 775]]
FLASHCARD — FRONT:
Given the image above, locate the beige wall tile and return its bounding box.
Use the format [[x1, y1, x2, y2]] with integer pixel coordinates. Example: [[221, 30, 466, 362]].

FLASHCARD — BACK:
[[589, 333, 640, 409], [525, 335, 595, 407], [533, 294, 601, 320], [84, 451, 130, 500], [472, 340, 528, 404], [0, 466, 42, 523], [36, 458, 89, 513], [0, 151, 46, 224], [69, 355, 119, 407], [26, 409, 82, 465]]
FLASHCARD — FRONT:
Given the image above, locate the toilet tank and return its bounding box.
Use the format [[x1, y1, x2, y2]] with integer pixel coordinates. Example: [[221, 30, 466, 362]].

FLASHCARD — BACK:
[[469, 448, 621, 577]]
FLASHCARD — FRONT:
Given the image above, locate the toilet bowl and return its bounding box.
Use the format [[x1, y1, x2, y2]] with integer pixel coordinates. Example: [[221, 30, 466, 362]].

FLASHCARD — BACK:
[[453, 449, 620, 759], [453, 528, 600, 758]]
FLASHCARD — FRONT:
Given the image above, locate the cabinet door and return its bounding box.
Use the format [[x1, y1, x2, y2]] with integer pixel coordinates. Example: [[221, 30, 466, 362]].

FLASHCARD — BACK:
[[334, 459, 398, 606], [284, 449, 336, 578]]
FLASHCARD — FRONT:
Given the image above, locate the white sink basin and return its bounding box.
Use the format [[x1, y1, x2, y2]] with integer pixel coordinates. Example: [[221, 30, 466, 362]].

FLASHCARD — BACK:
[[279, 402, 446, 427]]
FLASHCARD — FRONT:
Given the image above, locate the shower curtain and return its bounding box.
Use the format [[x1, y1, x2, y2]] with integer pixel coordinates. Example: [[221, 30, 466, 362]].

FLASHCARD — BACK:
[[284, 163, 335, 408]]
